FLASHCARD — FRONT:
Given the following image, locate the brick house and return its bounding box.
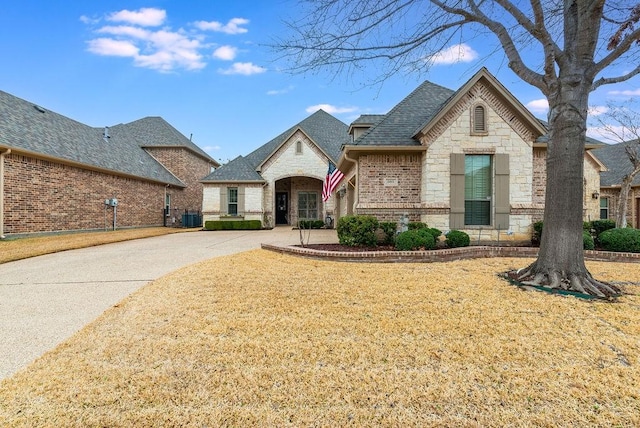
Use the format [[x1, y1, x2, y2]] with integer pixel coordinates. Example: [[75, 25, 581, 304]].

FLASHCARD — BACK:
[[202, 110, 349, 228], [0, 90, 219, 237], [336, 68, 604, 242], [593, 140, 640, 228]]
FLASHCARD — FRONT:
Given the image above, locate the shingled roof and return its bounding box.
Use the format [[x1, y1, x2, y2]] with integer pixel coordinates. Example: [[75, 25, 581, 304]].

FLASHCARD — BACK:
[[353, 81, 455, 146], [0, 90, 193, 186], [112, 117, 216, 163], [203, 109, 349, 182], [593, 140, 640, 187]]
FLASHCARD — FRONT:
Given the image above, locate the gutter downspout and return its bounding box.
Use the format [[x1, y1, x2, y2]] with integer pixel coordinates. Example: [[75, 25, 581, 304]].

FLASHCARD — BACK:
[[343, 150, 358, 215], [0, 149, 11, 239]]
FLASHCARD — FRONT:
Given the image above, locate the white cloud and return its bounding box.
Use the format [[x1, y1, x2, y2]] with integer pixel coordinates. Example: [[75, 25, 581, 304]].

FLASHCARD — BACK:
[[213, 45, 237, 61], [98, 25, 150, 39], [305, 104, 358, 114], [87, 38, 139, 57], [194, 18, 249, 34], [588, 105, 609, 116], [108, 8, 166, 27], [218, 62, 266, 75], [267, 85, 294, 96], [84, 10, 256, 73], [608, 88, 640, 96], [426, 43, 478, 65], [526, 98, 549, 114]]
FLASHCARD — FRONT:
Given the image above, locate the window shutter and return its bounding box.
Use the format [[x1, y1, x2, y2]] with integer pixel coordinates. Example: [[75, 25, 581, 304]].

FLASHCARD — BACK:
[[220, 187, 227, 215], [474, 105, 486, 132], [238, 186, 246, 214], [450, 153, 465, 229], [494, 154, 510, 230]]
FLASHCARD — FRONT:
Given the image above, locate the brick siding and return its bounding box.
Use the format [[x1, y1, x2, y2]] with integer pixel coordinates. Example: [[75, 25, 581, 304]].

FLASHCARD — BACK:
[[3, 153, 176, 235]]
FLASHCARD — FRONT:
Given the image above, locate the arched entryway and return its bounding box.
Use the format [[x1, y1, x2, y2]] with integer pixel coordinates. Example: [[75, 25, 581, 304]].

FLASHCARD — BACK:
[[274, 176, 324, 226]]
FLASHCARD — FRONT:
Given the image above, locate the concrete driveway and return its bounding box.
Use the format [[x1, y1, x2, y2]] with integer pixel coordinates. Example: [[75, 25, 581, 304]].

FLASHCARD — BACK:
[[0, 227, 337, 380]]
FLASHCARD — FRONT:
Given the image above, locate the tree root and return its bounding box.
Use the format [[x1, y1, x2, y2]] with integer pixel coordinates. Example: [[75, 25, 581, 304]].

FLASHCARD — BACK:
[[506, 266, 622, 300]]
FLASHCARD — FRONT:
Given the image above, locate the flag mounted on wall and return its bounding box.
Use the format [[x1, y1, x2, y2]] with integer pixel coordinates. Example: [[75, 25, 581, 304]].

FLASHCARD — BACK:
[[322, 161, 345, 202]]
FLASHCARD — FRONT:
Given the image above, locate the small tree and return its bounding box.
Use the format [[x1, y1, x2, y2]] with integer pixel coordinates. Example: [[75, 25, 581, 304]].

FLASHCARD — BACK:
[[595, 102, 640, 228]]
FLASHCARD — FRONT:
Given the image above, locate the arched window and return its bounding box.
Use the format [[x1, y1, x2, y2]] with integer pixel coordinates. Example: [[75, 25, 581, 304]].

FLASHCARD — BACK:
[[295, 140, 303, 154], [472, 105, 487, 134]]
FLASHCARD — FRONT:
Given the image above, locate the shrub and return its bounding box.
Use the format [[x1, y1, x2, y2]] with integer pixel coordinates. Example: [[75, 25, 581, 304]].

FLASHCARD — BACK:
[[407, 222, 428, 230], [532, 221, 544, 246], [445, 230, 470, 248], [395, 229, 436, 251], [378, 222, 397, 245], [598, 228, 640, 253], [591, 219, 616, 237], [426, 228, 442, 240], [583, 231, 595, 250], [337, 215, 379, 247], [204, 220, 262, 230], [298, 220, 325, 229]]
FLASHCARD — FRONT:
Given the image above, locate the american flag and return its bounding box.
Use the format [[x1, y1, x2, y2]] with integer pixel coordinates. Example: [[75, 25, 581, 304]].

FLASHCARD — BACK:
[[322, 161, 344, 202]]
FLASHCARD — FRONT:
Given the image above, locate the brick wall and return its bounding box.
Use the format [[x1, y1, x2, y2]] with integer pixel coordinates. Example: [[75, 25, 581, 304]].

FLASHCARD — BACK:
[[358, 154, 422, 205], [145, 147, 212, 212], [4, 153, 171, 235]]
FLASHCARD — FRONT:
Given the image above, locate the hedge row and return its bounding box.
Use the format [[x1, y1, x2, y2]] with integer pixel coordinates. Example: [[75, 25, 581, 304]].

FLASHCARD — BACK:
[[204, 220, 262, 230]]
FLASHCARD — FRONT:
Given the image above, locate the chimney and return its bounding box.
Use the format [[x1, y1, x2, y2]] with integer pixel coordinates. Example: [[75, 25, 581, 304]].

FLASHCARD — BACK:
[[103, 126, 110, 141]]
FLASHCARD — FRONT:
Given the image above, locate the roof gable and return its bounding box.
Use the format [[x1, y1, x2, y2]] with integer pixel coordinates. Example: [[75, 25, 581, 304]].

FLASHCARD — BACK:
[[414, 68, 547, 143], [244, 110, 349, 170], [112, 117, 218, 165]]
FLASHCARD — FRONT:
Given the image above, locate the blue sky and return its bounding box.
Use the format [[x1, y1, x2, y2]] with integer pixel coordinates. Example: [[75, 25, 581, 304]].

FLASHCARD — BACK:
[[1, 1, 638, 163]]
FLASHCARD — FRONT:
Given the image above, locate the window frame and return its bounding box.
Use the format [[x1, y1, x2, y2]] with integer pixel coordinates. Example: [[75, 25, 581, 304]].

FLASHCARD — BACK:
[[600, 197, 609, 220], [298, 191, 319, 220], [227, 187, 238, 216], [464, 154, 492, 226]]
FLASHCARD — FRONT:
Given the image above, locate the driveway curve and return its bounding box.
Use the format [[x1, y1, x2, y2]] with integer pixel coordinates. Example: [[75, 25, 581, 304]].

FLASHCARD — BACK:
[[0, 228, 337, 380]]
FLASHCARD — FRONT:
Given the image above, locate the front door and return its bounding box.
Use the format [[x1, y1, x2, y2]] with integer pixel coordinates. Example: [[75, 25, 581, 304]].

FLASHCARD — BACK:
[[276, 192, 288, 225]]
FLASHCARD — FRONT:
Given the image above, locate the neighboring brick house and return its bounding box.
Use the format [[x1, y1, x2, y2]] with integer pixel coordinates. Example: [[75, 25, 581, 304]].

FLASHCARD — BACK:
[[201, 110, 349, 228], [336, 68, 604, 243], [593, 140, 640, 228], [0, 90, 218, 237]]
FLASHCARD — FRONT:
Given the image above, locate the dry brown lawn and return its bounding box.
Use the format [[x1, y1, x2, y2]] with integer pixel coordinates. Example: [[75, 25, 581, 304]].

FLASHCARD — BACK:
[[1, 250, 639, 427], [0, 227, 188, 264]]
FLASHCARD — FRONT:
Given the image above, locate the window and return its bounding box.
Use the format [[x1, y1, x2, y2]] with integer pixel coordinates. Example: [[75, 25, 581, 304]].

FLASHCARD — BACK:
[[298, 192, 318, 220], [228, 187, 238, 215], [464, 155, 492, 225], [472, 105, 487, 134], [295, 140, 303, 154], [600, 197, 609, 219]]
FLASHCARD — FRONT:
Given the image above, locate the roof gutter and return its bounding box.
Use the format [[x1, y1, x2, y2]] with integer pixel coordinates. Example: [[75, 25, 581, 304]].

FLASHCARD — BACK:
[[1, 148, 12, 239]]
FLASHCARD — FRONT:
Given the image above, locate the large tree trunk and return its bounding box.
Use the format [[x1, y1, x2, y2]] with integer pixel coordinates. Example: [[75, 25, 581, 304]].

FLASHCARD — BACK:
[[517, 73, 620, 298]]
